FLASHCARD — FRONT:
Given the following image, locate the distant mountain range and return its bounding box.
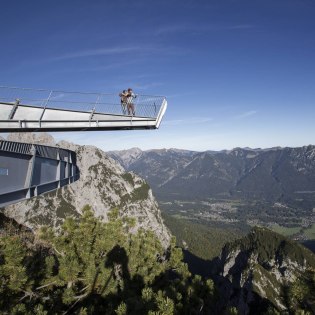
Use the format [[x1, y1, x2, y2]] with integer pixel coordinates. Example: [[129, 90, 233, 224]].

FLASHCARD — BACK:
[[2, 136, 315, 314], [108, 146, 315, 203]]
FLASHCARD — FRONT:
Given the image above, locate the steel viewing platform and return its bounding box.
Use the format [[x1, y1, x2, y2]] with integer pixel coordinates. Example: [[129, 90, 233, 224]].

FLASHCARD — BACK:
[[0, 86, 167, 132], [0, 140, 79, 208]]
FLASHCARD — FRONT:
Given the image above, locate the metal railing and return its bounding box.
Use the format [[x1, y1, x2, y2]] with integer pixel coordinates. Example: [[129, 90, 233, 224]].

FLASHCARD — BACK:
[[0, 86, 166, 118]]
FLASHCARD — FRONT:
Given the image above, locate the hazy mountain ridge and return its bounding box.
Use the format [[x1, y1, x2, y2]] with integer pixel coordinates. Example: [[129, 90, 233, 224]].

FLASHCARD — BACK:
[[108, 146, 315, 202], [109, 148, 196, 189], [108, 147, 143, 169], [3, 134, 171, 247]]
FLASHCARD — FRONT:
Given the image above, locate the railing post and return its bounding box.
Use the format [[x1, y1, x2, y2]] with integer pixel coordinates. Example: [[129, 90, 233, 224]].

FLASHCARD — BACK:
[[89, 107, 96, 125], [155, 97, 167, 129], [39, 90, 53, 128], [8, 98, 20, 120]]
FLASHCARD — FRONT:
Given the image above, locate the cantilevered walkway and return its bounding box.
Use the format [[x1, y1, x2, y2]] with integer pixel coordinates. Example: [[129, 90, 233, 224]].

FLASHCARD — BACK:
[[0, 86, 167, 207], [0, 86, 167, 132]]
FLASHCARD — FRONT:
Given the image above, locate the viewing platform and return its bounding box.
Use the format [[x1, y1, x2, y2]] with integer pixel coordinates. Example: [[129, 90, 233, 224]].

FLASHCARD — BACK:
[[0, 86, 167, 132]]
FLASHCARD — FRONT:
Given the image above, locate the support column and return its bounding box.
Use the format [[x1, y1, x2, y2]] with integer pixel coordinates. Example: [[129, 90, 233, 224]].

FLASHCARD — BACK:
[[25, 145, 36, 198], [56, 150, 61, 188]]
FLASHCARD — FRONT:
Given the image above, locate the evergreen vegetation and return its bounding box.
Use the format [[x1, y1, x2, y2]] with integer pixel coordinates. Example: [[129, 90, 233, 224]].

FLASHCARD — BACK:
[[286, 269, 315, 313], [0, 206, 218, 314], [1, 210, 314, 314], [224, 227, 315, 267], [121, 173, 134, 186], [163, 214, 244, 260], [221, 227, 315, 314]]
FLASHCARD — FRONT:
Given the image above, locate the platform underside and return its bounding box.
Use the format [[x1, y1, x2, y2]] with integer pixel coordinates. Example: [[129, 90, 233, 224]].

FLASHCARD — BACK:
[[0, 102, 164, 132]]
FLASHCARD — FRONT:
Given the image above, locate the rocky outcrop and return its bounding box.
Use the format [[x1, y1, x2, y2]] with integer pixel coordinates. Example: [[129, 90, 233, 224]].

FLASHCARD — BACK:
[[7, 132, 56, 146], [215, 227, 315, 313], [3, 133, 171, 247]]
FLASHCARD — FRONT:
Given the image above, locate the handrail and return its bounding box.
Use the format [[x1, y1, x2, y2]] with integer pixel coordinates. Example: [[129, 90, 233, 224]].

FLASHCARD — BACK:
[[0, 85, 166, 98], [0, 86, 167, 119]]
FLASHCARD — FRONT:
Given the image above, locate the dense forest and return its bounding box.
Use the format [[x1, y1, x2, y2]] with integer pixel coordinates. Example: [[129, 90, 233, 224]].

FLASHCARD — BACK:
[[162, 214, 246, 260], [1, 207, 315, 314]]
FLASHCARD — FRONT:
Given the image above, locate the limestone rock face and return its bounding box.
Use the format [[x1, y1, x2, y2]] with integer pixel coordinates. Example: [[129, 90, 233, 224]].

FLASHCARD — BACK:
[[3, 133, 171, 247], [216, 227, 315, 313], [7, 132, 56, 146]]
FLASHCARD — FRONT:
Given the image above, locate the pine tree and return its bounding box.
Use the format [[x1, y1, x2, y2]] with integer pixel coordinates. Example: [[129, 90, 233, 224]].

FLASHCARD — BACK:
[[0, 205, 218, 314]]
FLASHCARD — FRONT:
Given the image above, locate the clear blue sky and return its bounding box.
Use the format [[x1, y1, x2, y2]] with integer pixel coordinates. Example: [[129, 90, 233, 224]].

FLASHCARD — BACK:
[[1, 0, 315, 151]]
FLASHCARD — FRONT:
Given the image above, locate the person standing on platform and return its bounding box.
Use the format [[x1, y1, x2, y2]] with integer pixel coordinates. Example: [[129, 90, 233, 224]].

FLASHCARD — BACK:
[[126, 88, 137, 116], [119, 90, 128, 114]]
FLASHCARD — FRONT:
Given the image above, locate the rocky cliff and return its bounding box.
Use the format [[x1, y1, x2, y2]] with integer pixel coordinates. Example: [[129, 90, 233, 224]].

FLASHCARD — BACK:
[[3, 133, 171, 247], [215, 227, 315, 314]]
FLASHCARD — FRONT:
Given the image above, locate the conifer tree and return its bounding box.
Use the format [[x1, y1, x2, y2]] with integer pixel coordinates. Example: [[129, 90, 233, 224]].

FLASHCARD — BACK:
[[0, 205, 218, 314]]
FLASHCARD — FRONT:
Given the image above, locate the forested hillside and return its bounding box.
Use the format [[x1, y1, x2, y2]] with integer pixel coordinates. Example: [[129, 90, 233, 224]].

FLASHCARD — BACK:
[[1, 209, 315, 314], [216, 227, 315, 314], [109, 146, 315, 242], [2, 137, 315, 314], [162, 214, 246, 260], [0, 207, 217, 314]]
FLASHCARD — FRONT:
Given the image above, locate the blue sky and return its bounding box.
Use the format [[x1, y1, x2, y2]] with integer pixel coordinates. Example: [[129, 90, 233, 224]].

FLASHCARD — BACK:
[[1, 0, 315, 151]]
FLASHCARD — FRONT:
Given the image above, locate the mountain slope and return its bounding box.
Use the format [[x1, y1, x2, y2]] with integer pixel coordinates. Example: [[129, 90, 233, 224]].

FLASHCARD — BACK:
[[108, 146, 315, 202], [216, 227, 315, 314], [108, 148, 196, 190], [3, 134, 171, 247]]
